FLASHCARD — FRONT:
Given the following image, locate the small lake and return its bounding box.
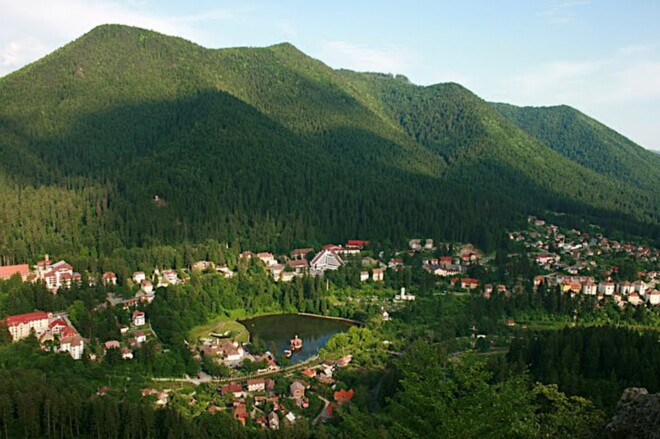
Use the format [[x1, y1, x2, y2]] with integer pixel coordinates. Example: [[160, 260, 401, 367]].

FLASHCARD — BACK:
[[240, 314, 354, 364]]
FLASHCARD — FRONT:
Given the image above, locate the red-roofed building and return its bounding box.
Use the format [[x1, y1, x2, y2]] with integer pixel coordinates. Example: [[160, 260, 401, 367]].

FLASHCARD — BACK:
[[132, 310, 146, 326], [346, 240, 370, 249], [301, 368, 316, 378], [102, 272, 117, 286], [334, 388, 355, 405], [257, 252, 277, 267], [104, 340, 120, 350], [232, 402, 248, 425], [451, 278, 479, 290], [5, 311, 51, 341], [247, 379, 266, 392], [290, 248, 313, 260], [286, 259, 309, 274], [0, 264, 30, 281], [60, 334, 84, 360], [221, 383, 244, 398]]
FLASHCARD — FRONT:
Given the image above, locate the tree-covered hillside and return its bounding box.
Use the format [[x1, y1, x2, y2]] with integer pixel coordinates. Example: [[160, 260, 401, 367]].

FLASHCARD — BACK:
[[0, 24, 658, 266], [492, 103, 660, 193]]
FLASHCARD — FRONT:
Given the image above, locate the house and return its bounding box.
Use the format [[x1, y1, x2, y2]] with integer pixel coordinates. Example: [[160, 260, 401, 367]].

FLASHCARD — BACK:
[[270, 264, 284, 279], [290, 380, 305, 400], [424, 239, 434, 250], [48, 318, 69, 335], [132, 310, 146, 326], [216, 265, 235, 279], [231, 402, 248, 424], [161, 269, 179, 285], [135, 331, 147, 344], [582, 281, 597, 295], [141, 280, 153, 294], [119, 325, 129, 334], [102, 272, 117, 286], [247, 379, 265, 392], [337, 354, 353, 367], [285, 412, 296, 424], [372, 268, 384, 282], [628, 292, 643, 306], [59, 335, 84, 360], [155, 391, 168, 406], [633, 280, 647, 296], [380, 307, 391, 321], [334, 388, 355, 405], [430, 264, 463, 277], [104, 340, 121, 350], [360, 271, 370, 282], [561, 281, 581, 294], [409, 239, 422, 250], [290, 248, 313, 260], [257, 252, 277, 267], [394, 287, 415, 301], [301, 369, 316, 378], [191, 261, 213, 272], [346, 240, 370, 249], [286, 259, 309, 274], [121, 348, 134, 360], [0, 264, 30, 281], [598, 282, 615, 296], [619, 281, 634, 295], [310, 248, 344, 272], [221, 383, 244, 398], [5, 311, 51, 341], [132, 272, 146, 284], [38, 260, 79, 293], [220, 340, 245, 362], [268, 411, 280, 430], [280, 271, 295, 283], [388, 258, 404, 269], [647, 290, 660, 305], [451, 278, 478, 290]]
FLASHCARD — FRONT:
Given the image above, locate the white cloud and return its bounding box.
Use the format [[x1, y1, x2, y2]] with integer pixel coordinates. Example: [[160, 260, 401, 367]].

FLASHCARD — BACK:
[[319, 40, 416, 74], [1, 37, 48, 68]]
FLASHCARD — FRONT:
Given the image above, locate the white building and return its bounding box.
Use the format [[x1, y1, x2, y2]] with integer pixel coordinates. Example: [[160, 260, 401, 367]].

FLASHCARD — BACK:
[[311, 248, 344, 272], [59, 335, 84, 360], [394, 287, 416, 301], [5, 311, 51, 341], [132, 310, 146, 326], [133, 272, 146, 284], [582, 281, 597, 295], [598, 282, 615, 296]]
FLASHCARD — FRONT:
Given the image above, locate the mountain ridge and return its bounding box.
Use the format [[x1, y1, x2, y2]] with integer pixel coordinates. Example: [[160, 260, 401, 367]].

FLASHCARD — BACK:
[[0, 24, 657, 263]]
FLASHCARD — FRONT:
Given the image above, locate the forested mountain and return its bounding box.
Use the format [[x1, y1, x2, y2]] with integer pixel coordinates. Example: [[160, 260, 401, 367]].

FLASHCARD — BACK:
[[0, 24, 658, 267], [492, 103, 660, 192]]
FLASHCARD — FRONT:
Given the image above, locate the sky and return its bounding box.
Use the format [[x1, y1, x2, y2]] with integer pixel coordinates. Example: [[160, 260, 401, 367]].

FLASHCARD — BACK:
[[1, 0, 659, 150]]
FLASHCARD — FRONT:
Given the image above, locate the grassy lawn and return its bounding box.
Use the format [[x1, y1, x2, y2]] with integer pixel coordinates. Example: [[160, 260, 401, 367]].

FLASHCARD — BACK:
[[188, 315, 250, 343]]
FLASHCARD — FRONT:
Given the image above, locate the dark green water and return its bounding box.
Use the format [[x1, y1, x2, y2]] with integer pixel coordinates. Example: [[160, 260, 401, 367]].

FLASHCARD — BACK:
[[240, 314, 353, 364]]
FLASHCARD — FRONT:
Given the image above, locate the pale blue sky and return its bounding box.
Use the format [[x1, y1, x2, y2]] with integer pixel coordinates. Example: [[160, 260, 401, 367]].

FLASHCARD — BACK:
[[1, 0, 659, 150]]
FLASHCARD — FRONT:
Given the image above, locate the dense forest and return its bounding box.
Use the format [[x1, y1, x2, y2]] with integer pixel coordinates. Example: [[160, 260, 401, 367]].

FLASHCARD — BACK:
[[0, 24, 658, 269]]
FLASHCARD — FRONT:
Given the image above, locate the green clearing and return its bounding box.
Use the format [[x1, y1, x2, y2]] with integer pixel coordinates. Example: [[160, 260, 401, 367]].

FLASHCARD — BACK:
[[188, 315, 250, 343]]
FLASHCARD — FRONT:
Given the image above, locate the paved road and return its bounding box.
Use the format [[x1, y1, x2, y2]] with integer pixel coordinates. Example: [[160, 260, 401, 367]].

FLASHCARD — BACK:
[[152, 355, 322, 385], [312, 395, 330, 426]]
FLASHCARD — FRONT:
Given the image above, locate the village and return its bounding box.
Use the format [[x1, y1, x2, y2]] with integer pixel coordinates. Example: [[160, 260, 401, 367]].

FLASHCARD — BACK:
[[1, 222, 659, 428]]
